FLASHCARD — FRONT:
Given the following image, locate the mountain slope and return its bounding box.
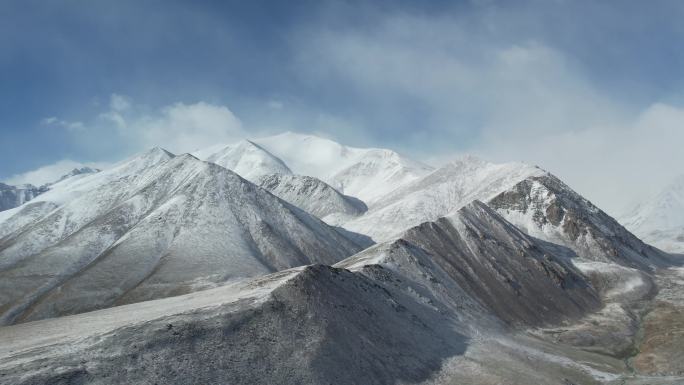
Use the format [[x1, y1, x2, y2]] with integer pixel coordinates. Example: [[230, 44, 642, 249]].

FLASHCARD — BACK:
[[0, 265, 468, 385], [0, 263, 622, 385], [193, 140, 292, 182], [0, 149, 361, 325], [621, 174, 684, 253], [52, 166, 100, 184], [257, 174, 367, 220], [340, 155, 671, 270], [341, 156, 545, 241], [0, 167, 99, 212], [0, 147, 174, 241], [253, 132, 434, 203], [0, 206, 619, 385], [338, 200, 600, 327], [489, 174, 673, 270]]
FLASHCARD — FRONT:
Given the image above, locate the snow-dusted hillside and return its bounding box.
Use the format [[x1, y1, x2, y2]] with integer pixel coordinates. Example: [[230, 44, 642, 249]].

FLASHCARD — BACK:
[[489, 174, 672, 270], [194, 132, 433, 206], [193, 140, 292, 182], [0, 264, 474, 385], [52, 166, 100, 184], [335, 155, 670, 270], [253, 132, 434, 203], [0, 221, 623, 385], [341, 156, 545, 240], [621, 174, 684, 253], [338, 200, 600, 327], [0, 148, 361, 325], [0, 167, 99, 212], [0, 147, 174, 240], [257, 174, 367, 219]]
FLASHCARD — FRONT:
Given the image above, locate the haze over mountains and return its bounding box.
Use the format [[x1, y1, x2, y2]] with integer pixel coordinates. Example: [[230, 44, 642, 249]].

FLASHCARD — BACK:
[[622, 174, 684, 253], [252, 132, 434, 204], [0, 167, 99, 212], [0, 132, 682, 384]]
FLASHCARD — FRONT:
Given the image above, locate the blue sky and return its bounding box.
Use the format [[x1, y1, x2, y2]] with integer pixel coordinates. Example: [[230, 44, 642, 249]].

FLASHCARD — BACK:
[[2, 0, 684, 214]]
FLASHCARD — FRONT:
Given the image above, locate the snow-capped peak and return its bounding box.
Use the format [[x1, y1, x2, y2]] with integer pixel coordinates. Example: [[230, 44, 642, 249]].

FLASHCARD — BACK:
[[621, 174, 684, 253], [338, 156, 544, 241], [193, 139, 292, 182], [55, 166, 100, 182], [623, 174, 684, 233], [138, 146, 176, 162], [252, 132, 434, 203]]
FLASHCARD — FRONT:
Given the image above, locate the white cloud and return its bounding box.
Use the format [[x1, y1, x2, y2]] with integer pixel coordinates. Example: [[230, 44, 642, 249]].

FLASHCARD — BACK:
[[74, 96, 250, 154], [267, 100, 284, 110], [109, 93, 131, 112], [131, 102, 246, 153], [99, 110, 127, 129], [40, 97, 250, 173], [3, 160, 108, 186], [297, 17, 620, 137], [471, 102, 684, 216], [41, 116, 85, 132], [41, 117, 58, 125], [292, 13, 680, 216]]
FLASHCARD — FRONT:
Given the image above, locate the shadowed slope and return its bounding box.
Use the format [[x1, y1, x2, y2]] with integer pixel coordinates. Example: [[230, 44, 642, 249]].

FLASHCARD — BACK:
[[0, 265, 467, 385], [339, 200, 601, 327]]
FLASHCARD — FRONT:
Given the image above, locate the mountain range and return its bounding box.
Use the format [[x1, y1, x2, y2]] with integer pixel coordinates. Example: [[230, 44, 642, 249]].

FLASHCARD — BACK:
[[0, 132, 682, 384]]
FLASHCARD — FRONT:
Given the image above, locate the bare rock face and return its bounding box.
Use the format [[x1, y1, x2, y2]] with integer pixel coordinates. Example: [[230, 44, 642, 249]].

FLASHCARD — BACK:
[[488, 174, 672, 271], [0, 265, 467, 385]]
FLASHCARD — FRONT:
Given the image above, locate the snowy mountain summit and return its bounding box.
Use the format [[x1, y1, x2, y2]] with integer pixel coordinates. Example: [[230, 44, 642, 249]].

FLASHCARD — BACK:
[[253, 132, 434, 203], [192, 140, 292, 182], [621, 174, 684, 253]]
